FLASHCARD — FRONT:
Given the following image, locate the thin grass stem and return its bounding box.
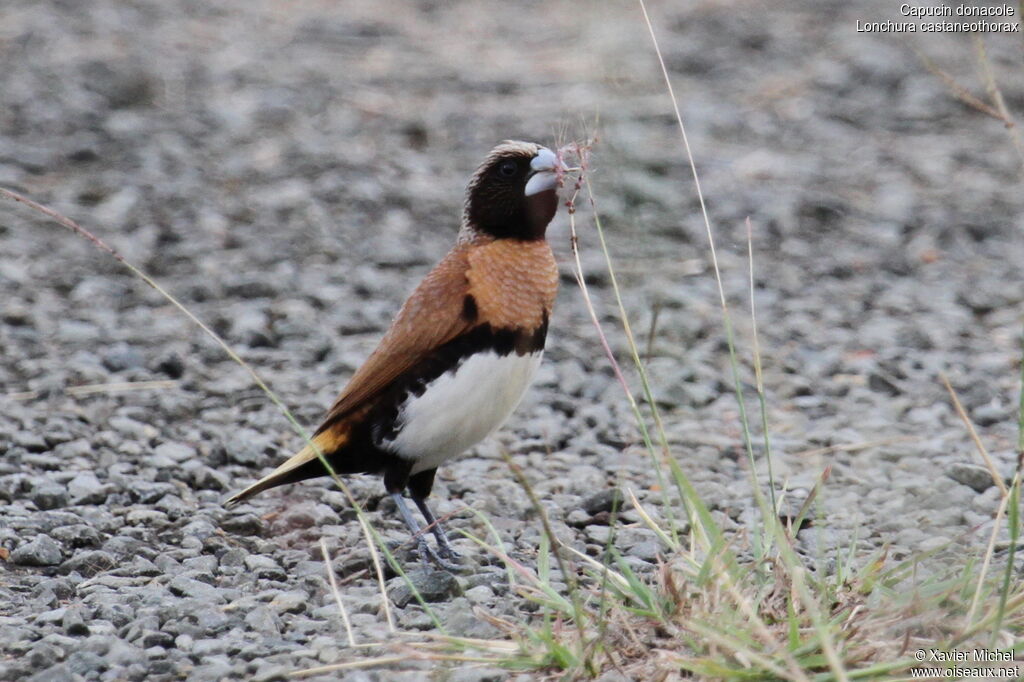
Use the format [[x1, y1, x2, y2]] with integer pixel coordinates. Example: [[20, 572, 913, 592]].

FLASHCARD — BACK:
[[320, 539, 357, 647], [634, 3, 848, 679]]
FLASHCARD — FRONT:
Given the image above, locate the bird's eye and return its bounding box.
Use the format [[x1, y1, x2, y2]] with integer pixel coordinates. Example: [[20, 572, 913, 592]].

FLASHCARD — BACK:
[[498, 160, 518, 177]]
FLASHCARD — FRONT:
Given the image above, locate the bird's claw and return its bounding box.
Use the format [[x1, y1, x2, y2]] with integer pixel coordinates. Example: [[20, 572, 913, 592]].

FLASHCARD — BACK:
[[434, 535, 463, 561], [415, 537, 463, 572]]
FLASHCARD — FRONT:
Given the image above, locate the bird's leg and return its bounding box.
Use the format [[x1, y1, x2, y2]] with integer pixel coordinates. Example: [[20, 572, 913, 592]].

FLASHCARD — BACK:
[[413, 496, 462, 561], [389, 492, 462, 572]]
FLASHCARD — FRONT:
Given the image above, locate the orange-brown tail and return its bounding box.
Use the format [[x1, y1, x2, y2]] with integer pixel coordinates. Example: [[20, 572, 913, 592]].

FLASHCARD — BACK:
[[223, 428, 348, 507]]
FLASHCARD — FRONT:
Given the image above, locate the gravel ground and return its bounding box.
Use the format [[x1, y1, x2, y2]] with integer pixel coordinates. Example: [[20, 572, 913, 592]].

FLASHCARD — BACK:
[[2, 1, 1023, 680]]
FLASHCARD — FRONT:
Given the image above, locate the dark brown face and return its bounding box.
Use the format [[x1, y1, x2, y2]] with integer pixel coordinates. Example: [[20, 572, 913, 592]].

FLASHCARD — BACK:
[[463, 142, 562, 241]]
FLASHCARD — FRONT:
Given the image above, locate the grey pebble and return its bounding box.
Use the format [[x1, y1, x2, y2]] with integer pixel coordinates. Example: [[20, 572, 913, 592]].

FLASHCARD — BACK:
[[244, 606, 283, 634], [12, 536, 64, 566], [268, 591, 308, 614], [50, 524, 102, 548], [14, 431, 49, 453], [62, 605, 91, 636], [168, 576, 226, 604], [387, 569, 461, 608], [36, 607, 68, 626], [28, 642, 65, 669], [101, 344, 145, 372], [28, 662, 75, 682], [68, 472, 110, 505], [153, 442, 196, 464], [244, 555, 287, 582], [224, 428, 274, 466], [66, 649, 107, 676], [60, 550, 116, 577], [582, 488, 625, 516], [445, 668, 507, 682], [140, 630, 175, 649], [31, 482, 69, 510], [584, 525, 611, 545], [948, 463, 996, 493]]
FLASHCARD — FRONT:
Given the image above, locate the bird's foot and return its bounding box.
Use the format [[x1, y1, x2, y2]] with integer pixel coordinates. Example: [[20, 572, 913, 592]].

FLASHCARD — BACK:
[[415, 536, 463, 572], [433, 533, 463, 562]]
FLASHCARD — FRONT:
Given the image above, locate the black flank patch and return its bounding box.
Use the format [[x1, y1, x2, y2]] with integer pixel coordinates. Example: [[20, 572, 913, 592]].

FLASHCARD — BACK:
[[370, 322, 547, 445], [461, 294, 478, 322]]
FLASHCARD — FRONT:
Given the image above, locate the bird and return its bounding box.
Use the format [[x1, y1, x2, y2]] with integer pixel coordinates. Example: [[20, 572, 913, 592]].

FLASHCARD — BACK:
[[225, 140, 572, 570]]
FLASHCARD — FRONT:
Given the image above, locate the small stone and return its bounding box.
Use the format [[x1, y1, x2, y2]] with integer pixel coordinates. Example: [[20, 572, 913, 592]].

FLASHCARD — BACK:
[[629, 541, 661, 563], [867, 373, 901, 396], [126, 509, 169, 526], [104, 640, 144, 667], [14, 431, 49, 453], [244, 606, 282, 634], [918, 536, 949, 552], [43, 429, 73, 448], [108, 416, 153, 440], [268, 591, 307, 614], [948, 463, 996, 493], [972, 403, 1007, 427], [21, 453, 64, 471], [218, 548, 248, 568], [595, 670, 632, 682], [50, 524, 102, 548], [132, 481, 176, 504], [189, 661, 234, 681], [582, 488, 625, 516], [153, 442, 196, 463], [397, 608, 435, 630], [153, 352, 185, 379], [12, 536, 63, 566], [68, 472, 109, 505], [445, 668, 507, 682], [60, 550, 116, 577], [33, 578, 76, 601], [244, 555, 286, 581], [564, 509, 591, 527], [63, 606, 91, 636], [221, 514, 263, 535], [31, 482, 69, 510], [28, 642, 65, 669], [464, 585, 494, 603], [444, 599, 501, 639], [169, 576, 226, 603], [191, 638, 226, 657], [154, 494, 190, 517], [223, 429, 272, 465], [224, 275, 279, 300], [101, 343, 145, 372], [182, 555, 218, 573], [30, 663, 72, 681], [387, 569, 461, 608], [36, 607, 68, 625], [584, 525, 612, 545], [190, 464, 230, 491], [251, 664, 289, 682], [141, 630, 175, 649], [194, 608, 231, 633]]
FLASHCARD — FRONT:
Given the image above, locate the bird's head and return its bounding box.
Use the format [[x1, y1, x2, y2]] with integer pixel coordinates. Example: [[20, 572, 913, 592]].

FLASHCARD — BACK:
[[462, 140, 571, 241]]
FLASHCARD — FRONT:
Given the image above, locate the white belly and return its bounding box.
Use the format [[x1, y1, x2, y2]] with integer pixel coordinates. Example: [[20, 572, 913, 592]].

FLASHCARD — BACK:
[[384, 350, 542, 474]]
